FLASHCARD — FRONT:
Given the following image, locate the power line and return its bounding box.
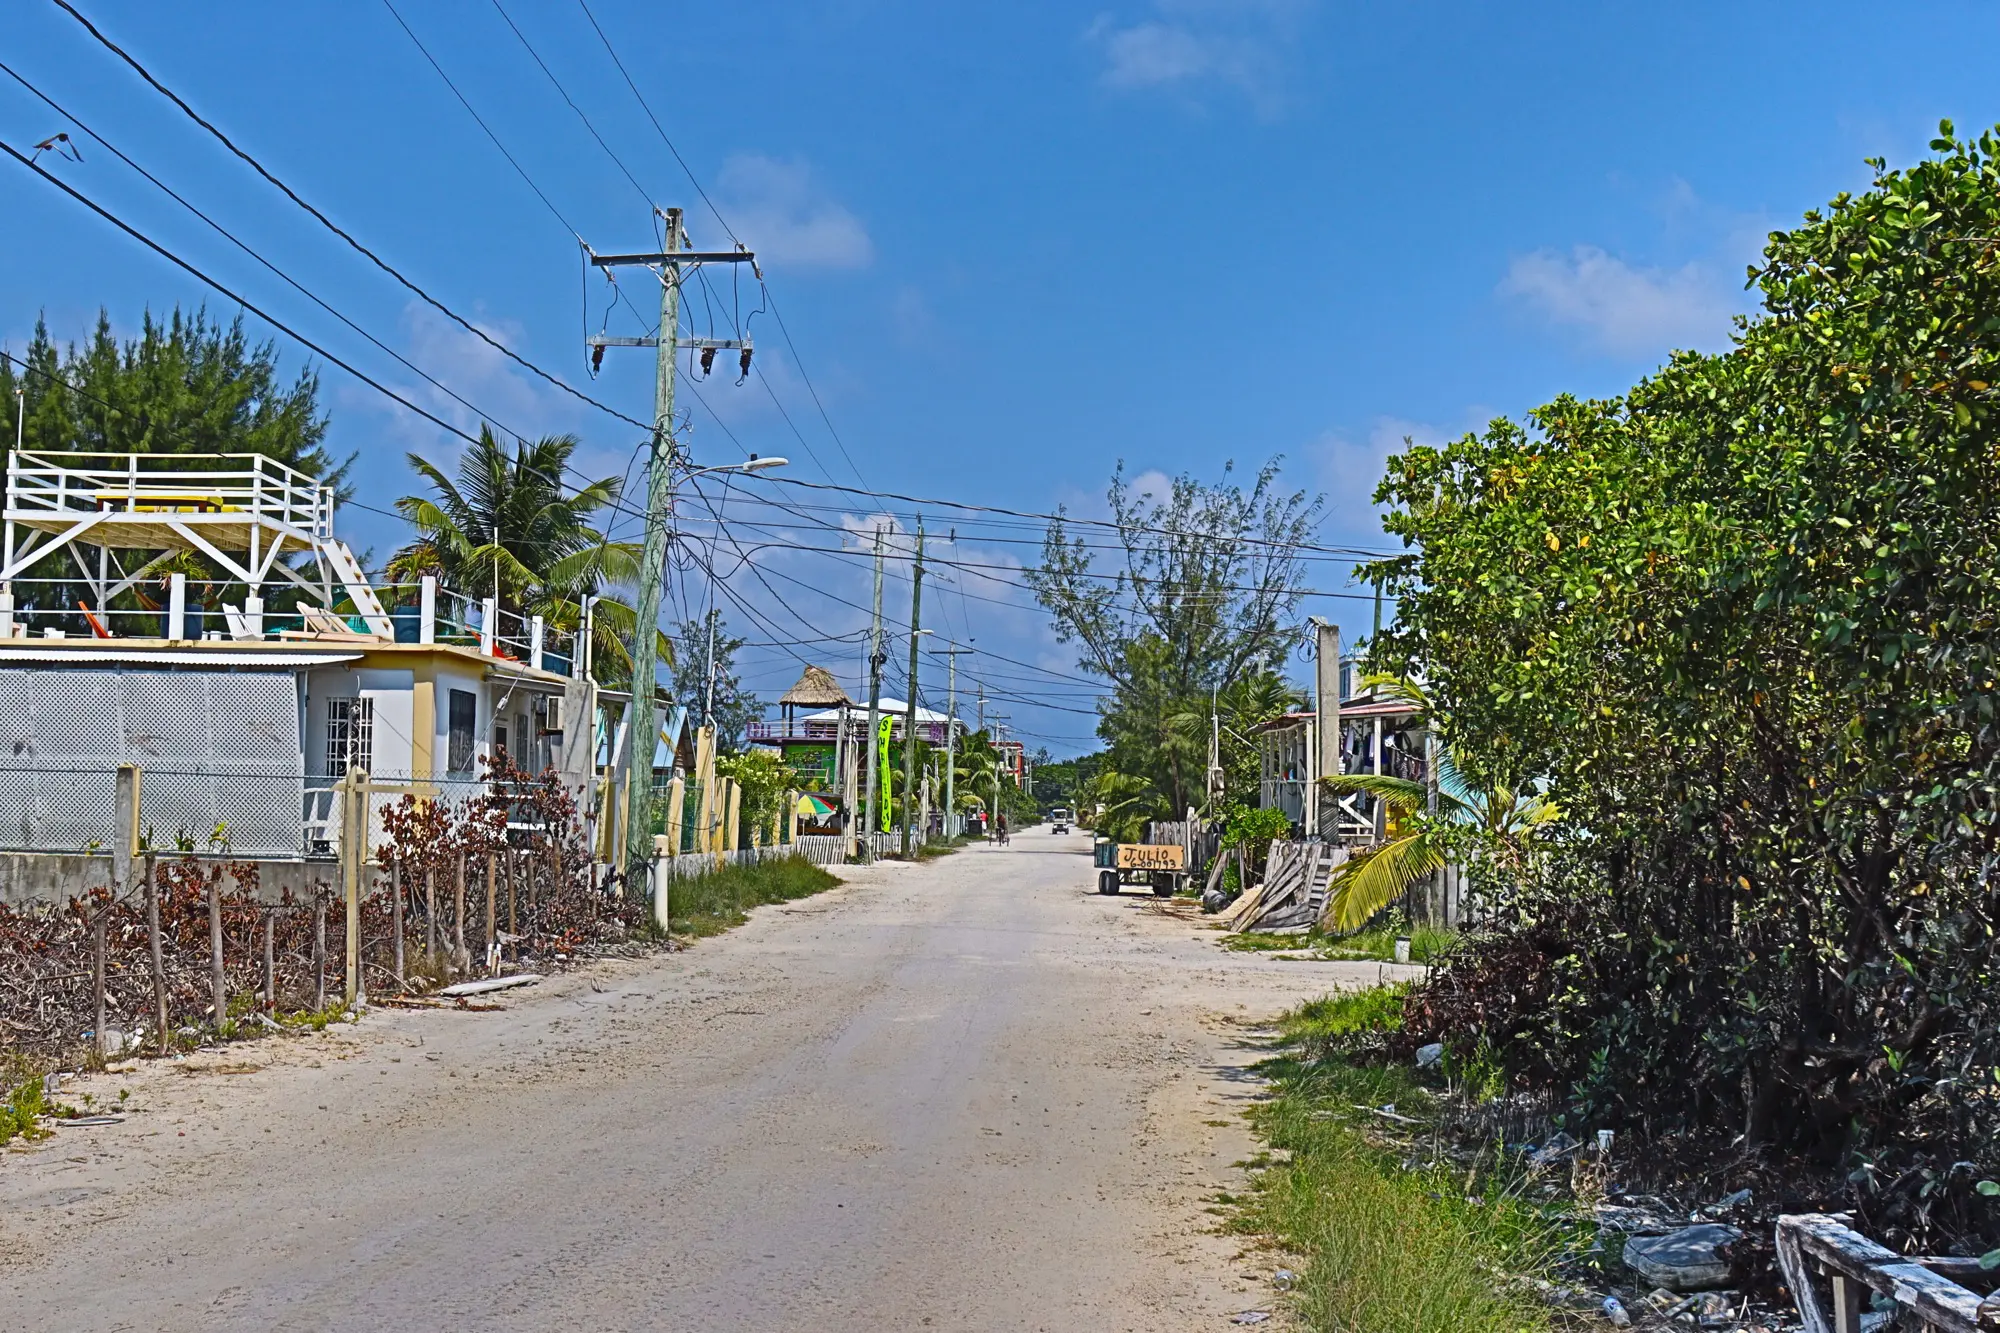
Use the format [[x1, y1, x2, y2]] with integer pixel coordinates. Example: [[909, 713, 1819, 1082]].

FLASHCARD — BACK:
[[739, 474, 1399, 560], [45, 0, 653, 435], [0, 60, 556, 455], [486, 0, 657, 213]]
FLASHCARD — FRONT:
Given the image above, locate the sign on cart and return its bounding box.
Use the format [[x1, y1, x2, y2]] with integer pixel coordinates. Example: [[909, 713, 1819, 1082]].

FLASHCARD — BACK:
[[1116, 844, 1185, 871]]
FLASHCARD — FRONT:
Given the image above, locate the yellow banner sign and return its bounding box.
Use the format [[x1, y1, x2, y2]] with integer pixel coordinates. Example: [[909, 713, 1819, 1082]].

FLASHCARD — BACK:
[[1116, 844, 1185, 871]]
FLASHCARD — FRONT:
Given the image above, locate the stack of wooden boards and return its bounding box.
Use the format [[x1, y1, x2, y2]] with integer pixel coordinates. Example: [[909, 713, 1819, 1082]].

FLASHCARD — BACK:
[[1219, 840, 1350, 933]]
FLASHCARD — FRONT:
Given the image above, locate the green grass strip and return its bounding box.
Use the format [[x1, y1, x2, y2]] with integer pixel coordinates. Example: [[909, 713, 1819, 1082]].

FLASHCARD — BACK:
[[668, 855, 842, 939], [1230, 989, 1558, 1333]]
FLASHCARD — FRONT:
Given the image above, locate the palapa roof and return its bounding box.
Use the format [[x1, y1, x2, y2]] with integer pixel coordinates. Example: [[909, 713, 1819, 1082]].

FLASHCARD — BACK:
[[780, 664, 852, 709]]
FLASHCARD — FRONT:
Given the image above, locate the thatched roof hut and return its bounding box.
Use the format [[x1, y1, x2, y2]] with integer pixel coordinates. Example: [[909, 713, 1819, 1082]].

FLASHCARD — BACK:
[[779, 665, 851, 719]]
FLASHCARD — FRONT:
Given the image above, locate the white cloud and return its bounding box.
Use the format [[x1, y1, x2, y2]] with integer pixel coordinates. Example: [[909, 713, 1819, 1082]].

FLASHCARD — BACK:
[[1086, 1, 1304, 113], [1499, 244, 1735, 357], [716, 154, 872, 271]]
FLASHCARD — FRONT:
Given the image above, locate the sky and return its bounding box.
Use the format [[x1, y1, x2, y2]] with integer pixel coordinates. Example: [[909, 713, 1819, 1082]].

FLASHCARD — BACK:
[[2, 0, 1996, 755]]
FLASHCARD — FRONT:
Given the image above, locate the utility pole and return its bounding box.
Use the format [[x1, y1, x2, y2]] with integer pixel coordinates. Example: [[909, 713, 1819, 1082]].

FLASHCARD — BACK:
[[861, 526, 887, 861], [587, 210, 754, 892], [900, 524, 925, 858], [988, 713, 1010, 837], [939, 645, 971, 838]]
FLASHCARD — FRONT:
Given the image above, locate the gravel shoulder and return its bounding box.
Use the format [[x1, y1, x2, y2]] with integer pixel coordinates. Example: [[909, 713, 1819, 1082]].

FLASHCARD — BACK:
[[1, 828, 1416, 1331]]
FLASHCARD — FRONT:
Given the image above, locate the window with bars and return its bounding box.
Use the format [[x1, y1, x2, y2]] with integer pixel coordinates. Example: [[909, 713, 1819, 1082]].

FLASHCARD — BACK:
[[325, 697, 374, 777]]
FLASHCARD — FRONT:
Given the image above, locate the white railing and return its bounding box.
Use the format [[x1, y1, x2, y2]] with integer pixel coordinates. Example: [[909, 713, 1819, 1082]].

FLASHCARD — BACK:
[[6, 450, 329, 537]]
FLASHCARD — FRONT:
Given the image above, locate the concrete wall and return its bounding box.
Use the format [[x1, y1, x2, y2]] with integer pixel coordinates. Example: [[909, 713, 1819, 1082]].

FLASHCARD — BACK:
[[0, 851, 335, 908]]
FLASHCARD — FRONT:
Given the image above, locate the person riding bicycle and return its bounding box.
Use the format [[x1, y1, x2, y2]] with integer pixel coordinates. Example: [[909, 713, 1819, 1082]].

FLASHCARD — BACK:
[[996, 813, 1009, 845]]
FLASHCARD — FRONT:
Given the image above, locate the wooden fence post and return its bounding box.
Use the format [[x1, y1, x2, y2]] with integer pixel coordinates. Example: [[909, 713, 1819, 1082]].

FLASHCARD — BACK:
[[484, 851, 497, 973], [453, 850, 467, 975], [313, 889, 327, 1011], [143, 851, 166, 1051], [342, 768, 369, 1006], [390, 855, 404, 992], [207, 868, 227, 1028], [92, 906, 107, 1056]]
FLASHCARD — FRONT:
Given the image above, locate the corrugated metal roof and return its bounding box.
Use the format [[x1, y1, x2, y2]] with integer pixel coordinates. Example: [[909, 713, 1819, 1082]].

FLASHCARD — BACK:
[[0, 647, 360, 667]]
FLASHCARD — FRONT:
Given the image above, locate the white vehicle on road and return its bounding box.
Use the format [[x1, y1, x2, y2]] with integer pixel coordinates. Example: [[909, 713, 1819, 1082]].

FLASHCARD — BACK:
[[1048, 807, 1072, 833]]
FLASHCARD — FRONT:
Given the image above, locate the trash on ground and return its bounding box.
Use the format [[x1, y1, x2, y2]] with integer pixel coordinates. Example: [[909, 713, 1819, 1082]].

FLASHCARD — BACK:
[[437, 973, 544, 999], [1600, 1293, 1631, 1326], [1230, 1313, 1271, 1326], [1414, 1041, 1444, 1068], [1623, 1223, 1741, 1291]]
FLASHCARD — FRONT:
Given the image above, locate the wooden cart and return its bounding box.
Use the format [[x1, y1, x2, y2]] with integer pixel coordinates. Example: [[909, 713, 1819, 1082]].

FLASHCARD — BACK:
[[1093, 837, 1186, 898]]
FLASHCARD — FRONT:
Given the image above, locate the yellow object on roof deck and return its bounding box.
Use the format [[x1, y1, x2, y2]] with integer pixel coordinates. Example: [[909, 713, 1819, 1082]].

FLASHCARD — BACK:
[[94, 492, 244, 514]]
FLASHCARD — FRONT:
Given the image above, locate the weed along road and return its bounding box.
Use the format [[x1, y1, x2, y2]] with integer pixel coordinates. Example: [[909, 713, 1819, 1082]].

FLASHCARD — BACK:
[[1, 829, 1405, 1331]]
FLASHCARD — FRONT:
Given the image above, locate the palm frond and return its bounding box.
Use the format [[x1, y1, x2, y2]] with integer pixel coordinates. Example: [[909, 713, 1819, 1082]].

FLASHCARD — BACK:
[[1320, 771, 1429, 812], [1326, 832, 1447, 931]]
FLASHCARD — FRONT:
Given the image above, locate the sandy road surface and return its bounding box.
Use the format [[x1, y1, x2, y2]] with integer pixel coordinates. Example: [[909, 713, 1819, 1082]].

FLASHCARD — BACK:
[[2, 829, 1413, 1331]]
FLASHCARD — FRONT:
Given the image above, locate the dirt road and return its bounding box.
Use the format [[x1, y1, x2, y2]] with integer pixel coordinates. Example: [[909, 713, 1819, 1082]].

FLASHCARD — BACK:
[[2, 829, 1410, 1331]]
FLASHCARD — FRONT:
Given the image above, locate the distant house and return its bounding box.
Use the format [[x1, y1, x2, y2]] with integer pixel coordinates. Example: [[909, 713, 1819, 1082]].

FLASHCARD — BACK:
[[747, 666, 960, 832], [0, 450, 590, 859], [1253, 664, 1427, 844]]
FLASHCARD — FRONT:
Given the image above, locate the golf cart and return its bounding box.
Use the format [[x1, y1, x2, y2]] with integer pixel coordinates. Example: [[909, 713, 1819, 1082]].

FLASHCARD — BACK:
[[1049, 807, 1071, 834]]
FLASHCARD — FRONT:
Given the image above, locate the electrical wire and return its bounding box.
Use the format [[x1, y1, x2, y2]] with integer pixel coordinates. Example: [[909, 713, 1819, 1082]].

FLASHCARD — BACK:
[[0, 60, 554, 455], [486, 0, 659, 213], [45, 0, 652, 436]]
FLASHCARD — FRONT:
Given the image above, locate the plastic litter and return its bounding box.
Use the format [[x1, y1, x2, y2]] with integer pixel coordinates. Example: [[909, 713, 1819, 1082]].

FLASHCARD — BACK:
[[1601, 1295, 1631, 1327]]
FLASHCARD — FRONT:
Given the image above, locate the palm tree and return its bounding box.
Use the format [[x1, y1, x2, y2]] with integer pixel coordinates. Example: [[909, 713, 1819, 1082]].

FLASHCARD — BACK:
[[387, 427, 667, 680], [1166, 672, 1309, 812], [1317, 675, 1557, 930]]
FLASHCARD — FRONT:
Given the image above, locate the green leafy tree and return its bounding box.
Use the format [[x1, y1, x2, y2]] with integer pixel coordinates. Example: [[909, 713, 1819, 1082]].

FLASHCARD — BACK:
[[1029, 460, 1322, 815], [0, 307, 340, 622], [716, 749, 793, 846], [1376, 123, 2000, 1166], [671, 609, 760, 751]]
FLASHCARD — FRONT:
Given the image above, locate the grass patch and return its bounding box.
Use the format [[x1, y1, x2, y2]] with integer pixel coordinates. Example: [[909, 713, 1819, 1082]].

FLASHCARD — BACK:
[[1228, 987, 1565, 1333], [668, 854, 841, 938], [1223, 922, 1458, 963], [912, 836, 970, 861], [0, 1054, 53, 1147]]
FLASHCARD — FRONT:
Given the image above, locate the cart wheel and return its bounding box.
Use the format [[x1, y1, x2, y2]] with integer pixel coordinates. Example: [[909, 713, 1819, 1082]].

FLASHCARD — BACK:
[[1151, 872, 1176, 898], [1098, 870, 1119, 896]]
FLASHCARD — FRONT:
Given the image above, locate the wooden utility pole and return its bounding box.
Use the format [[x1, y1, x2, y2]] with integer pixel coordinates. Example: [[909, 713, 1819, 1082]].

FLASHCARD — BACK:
[[861, 526, 887, 860], [1312, 619, 1341, 839], [900, 524, 925, 858], [939, 645, 972, 838], [587, 211, 755, 893]]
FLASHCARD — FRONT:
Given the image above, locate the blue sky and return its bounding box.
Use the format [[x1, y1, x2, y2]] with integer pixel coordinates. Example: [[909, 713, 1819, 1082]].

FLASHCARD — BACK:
[[2, 1, 1994, 754]]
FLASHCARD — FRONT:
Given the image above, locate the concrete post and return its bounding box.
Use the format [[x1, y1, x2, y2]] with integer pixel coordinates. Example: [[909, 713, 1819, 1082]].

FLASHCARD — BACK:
[[720, 778, 741, 864], [418, 576, 437, 645], [663, 775, 686, 856], [692, 725, 716, 853], [785, 789, 799, 845], [529, 614, 545, 671], [112, 764, 139, 892], [167, 572, 187, 641], [651, 833, 673, 933], [478, 595, 496, 655]]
